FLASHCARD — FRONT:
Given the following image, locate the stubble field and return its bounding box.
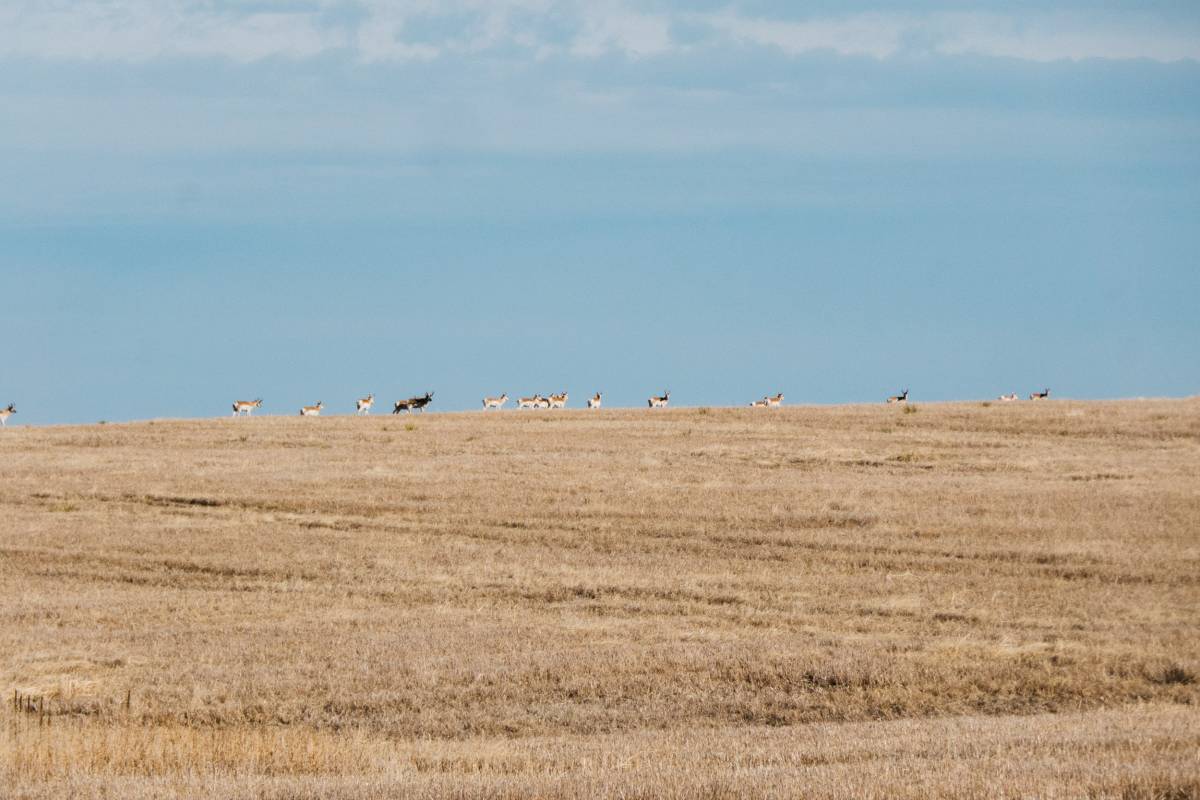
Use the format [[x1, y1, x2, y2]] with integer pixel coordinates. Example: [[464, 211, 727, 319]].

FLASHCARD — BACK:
[[1, 399, 1198, 798]]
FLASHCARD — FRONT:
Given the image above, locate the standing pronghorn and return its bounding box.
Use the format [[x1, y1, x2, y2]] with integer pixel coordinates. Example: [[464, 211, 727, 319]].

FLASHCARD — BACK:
[[587, 392, 602, 409], [648, 390, 670, 408], [483, 393, 508, 410], [356, 394, 374, 415], [998, 393, 1019, 402], [887, 389, 909, 404], [0, 404, 15, 426], [232, 399, 263, 417], [300, 401, 324, 416], [547, 391, 568, 409], [1030, 388, 1050, 401], [766, 393, 784, 408], [517, 394, 543, 409]]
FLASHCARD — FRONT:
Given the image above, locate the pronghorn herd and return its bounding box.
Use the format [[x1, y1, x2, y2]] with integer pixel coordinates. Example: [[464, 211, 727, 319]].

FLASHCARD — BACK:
[[0, 388, 1062, 427]]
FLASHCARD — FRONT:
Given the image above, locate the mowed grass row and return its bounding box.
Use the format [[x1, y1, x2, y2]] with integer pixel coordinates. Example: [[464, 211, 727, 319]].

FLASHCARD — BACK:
[[1, 400, 1198, 797]]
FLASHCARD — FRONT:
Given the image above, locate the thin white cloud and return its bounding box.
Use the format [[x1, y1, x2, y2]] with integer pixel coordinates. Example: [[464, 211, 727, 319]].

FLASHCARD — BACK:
[[699, 11, 909, 60], [697, 10, 1200, 63], [0, 2, 1196, 63], [932, 12, 1200, 63], [569, 8, 673, 59]]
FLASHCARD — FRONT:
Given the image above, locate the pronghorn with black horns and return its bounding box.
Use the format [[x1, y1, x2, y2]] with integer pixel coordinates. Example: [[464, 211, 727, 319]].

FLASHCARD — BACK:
[[232, 399, 263, 417], [393, 392, 434, 413], [887, 389, 909, 404], [1030, 388, 1050, 401], [483, 393, 508, 410], [998, 393, 1019, 402], [0, 404, 15, 426], [356, 394, 375, 415], [648, 390, 670, 408], [517, 394, 543, 409], [587, 392, 602, 409], [766, 393, 784, 408], [300, 401, 324, 416], [547, 391, 568, 409]]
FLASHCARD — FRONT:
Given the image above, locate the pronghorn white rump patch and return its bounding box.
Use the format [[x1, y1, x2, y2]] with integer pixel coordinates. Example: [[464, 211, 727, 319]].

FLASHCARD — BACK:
[[232, 399, 263, 416]]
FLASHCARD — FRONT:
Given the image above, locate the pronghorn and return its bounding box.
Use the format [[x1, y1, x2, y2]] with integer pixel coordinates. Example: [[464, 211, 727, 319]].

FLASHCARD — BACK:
[[300, 401, 324, 416], [547, 391, 568, 409], [750, 397, 769, 408], [1030, 388, 1050, 401], [886, 389, 909, 404], [232, 399, 263, 417], [766, 393, 784, 408], [587, 392, 602, 409], [393, 392, 434, 414], [0, 404, 15, 426], [998, 393, 1019, 402], [483, 393, 508, 410], [648, 390, 670, 408], [517, 394, 543, 409], [356, 394, 375, 415]]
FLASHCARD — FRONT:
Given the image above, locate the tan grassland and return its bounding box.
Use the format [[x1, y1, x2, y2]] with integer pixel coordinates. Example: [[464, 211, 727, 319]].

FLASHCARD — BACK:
[[1, 399, 1198, 798]]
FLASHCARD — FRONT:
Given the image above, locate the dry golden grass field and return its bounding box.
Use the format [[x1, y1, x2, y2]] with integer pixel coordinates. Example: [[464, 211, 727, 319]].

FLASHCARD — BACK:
[[2, 399, 1199, 798]]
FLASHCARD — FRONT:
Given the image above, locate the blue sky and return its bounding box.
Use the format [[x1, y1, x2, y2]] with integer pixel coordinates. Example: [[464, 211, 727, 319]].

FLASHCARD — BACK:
[[1, 1, 1198, 422]]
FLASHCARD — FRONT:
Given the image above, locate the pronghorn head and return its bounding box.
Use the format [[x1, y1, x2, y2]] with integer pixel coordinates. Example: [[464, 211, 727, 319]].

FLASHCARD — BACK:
[[255, 399, 263, 407], [4, 404, 14, 414], [366, 394, 373, 402]]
